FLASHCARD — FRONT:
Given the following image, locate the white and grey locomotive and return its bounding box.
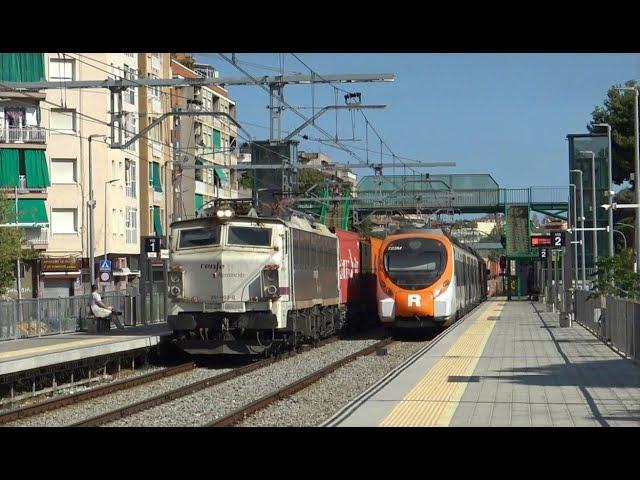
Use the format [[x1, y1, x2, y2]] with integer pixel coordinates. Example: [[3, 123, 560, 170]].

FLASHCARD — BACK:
[[167, 207, 344, 354]]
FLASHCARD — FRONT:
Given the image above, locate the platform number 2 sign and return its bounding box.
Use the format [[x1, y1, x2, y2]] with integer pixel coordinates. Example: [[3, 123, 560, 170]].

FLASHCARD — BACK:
[[553, 232, 564, 247]]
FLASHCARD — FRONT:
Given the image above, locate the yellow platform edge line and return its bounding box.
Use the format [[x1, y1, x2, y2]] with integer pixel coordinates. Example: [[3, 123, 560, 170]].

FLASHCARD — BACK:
[[380, 302, 505, 427]]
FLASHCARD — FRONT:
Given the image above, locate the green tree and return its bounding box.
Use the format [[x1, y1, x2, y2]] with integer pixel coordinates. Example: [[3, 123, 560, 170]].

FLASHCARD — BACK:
[[238, 171, 253, 190], [591, 250, 640, 300], [0, 195, 38, 295], [297, 168, 325, 195], [588, 80, 638, 186], [171, 53, 196, 70]]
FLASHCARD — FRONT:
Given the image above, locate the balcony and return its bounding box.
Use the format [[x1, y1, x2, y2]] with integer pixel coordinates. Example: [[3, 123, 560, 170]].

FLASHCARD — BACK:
[[0, 126, 46, 144], [0, 175, 47, 195], [23, 227, 48, 248]]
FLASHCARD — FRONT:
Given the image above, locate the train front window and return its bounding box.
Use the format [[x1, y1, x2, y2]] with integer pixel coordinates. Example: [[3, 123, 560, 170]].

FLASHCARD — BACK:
[[383, 238, 447, 290], [178, 225, 221, 249], [228, 226, 272, 247]]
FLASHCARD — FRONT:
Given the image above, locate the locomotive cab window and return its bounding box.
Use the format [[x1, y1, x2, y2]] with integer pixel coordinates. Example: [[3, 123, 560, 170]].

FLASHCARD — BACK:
[[383, 238, 447, 291], [228, 226, 272, 247], [178, 225, 221, 249]]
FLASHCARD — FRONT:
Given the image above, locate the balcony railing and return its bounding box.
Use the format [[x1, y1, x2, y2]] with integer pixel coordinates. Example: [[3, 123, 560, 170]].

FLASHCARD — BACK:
[[0, 126, 46, 144], [125, 181, 136, 198], [0, 175, 47, 193], [23, 227, 48, 246]]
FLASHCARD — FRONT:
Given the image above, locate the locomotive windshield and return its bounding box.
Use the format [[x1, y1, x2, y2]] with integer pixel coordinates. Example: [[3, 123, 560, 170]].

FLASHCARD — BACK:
[[228, 226, 272, 246], [383, 238, 447, 290], [178, 225, 221, 249]]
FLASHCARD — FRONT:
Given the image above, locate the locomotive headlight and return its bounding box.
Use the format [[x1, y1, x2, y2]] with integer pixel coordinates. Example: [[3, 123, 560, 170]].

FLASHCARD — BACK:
[[168, 271, 183, 298], [216, 210, 225, 218], [223, 209, 233, 218], [169, 271, 182, 285], [262, 267, 279, 298], [170, 286, 181, 297]]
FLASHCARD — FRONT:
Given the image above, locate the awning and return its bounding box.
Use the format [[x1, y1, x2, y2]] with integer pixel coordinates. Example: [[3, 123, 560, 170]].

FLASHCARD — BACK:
[[152, 162, 162, 193], [0, 149, 20, 187], [195, 193, 204, 214], [214, 167, 229, 184], [24, 150, 50, 188], [113, 268, 141, 277], [17, 199, 48, 224], [0, 53, 45, 82], [153, 206, 163, 237], [41, 271, 81, 277], [212, 130, 221, 150]]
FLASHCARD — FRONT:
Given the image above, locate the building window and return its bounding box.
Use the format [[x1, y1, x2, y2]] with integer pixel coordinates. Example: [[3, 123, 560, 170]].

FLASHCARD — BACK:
[[50, 109, 76, 133], [112, 209, 117, 236], [51, 208, 77, 234], [50, 158, 77, 184], [125, 207, 137, 244], [48, 58, 75, 81], [112, 160, 116, 179], [120, 209, 124, 235], [125, 159, 137, 198]]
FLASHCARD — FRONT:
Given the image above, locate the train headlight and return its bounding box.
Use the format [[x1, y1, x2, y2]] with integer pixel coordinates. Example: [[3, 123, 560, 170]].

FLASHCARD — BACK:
[[216, 210, 225, 218], [262, 267, 280, 298], [168, 271, 183, 298], [223, 209, 233, 218]]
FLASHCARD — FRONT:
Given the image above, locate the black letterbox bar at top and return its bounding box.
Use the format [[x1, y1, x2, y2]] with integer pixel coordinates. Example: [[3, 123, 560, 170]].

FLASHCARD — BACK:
[[530, 235, 552, 247]]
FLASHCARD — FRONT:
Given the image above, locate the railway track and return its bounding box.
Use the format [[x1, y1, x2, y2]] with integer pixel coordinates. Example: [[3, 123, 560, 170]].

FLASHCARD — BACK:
[[207, 338, 394, 427], [0, 362, 196, 425], [69, 337, 340, 427]]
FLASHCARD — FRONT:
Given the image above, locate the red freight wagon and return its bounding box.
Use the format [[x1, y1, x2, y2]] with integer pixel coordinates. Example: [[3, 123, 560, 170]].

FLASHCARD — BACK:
[[332, 229, 380, 331]]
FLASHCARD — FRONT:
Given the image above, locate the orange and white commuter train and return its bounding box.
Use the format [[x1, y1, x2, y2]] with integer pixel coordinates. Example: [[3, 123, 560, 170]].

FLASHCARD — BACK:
[[376, 228, 487, 329]]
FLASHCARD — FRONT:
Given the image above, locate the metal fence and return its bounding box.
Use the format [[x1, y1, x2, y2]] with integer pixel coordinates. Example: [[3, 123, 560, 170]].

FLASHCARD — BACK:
[[0, 287, 167, 341], [574, 290, 640, 363]]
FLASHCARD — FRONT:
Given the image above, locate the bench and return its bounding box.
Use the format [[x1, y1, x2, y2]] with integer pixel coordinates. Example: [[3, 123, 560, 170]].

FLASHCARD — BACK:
[[79, 308, 111, 334]]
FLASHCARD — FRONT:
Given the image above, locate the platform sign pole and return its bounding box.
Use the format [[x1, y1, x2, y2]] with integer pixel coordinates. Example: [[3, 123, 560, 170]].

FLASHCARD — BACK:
[[139, 237, 147, 326], [546, 248, 552, 309], [561, 230, 573, 327]]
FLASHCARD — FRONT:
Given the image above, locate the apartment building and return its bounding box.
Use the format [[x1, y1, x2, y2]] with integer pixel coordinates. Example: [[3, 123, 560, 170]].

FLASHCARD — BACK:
[[170, 58, 239, 219], [40, 53, 143, 297], [137, 53, 172, 240], [0, 53, 49, 299]]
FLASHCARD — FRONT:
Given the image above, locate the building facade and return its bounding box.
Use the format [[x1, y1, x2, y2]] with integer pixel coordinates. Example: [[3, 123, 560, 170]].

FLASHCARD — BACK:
[[170, 58, 239, 220], [40, 53, 146, 296], [0, 53, 50, 299]]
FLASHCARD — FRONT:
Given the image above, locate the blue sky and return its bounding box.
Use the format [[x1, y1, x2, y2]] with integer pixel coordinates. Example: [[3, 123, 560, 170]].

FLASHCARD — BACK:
[[196, 53, 640, 188]]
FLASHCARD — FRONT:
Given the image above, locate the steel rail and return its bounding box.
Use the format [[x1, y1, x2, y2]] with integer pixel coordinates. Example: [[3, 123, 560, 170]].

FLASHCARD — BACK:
[[0, 362, 196, 425], [206, 337, 394, 427], [70, 338, 338, 427]]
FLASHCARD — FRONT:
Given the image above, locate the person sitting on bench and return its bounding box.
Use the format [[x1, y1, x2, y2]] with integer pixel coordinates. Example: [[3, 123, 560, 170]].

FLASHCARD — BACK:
[[89, 284, 124, 330]]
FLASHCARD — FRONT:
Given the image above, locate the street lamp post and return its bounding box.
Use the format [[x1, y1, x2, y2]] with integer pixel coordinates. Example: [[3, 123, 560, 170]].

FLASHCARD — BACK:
[[594, 123, 614, 257], [613, 229, 627, 250], [615, 87, 640, 272], [104, 179, 121, 262], [569, 184, 579, 287], [579, 150, 598, 267], [88, 134, 108, 285], [570, 169, 586, 285]]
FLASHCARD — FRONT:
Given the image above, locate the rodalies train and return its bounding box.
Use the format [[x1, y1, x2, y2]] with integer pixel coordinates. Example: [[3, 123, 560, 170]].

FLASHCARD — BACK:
[[166, 206, 375, 355], [376, 228, 487, 329]]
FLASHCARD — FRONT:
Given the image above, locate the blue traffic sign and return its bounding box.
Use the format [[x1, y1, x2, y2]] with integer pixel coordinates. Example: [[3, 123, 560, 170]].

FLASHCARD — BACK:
[[99, 259, 112, 272]]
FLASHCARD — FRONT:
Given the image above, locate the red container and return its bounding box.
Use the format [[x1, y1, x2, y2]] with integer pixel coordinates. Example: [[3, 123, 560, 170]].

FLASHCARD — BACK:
[[334, 228, 362, 305]]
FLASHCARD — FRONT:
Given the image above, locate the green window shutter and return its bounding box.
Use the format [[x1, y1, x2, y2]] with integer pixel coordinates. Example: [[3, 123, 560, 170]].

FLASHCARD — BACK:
[[0, 149, 20, 187], [195, 193, 204, 215], [214, 167, 229, 184], [0, 53, 44, 81], [24, 150, 50, 188], [152, 162, 162, 192], [17, 199, 48, 224], [212, 130, 221, 150], [195, 157, 204, 165], [153, 206, 163, 236]]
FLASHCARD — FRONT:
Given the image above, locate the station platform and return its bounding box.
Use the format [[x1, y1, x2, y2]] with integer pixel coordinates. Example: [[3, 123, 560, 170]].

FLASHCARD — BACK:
[[0, 323, 171, 378], [326, 298, 640, 427]]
